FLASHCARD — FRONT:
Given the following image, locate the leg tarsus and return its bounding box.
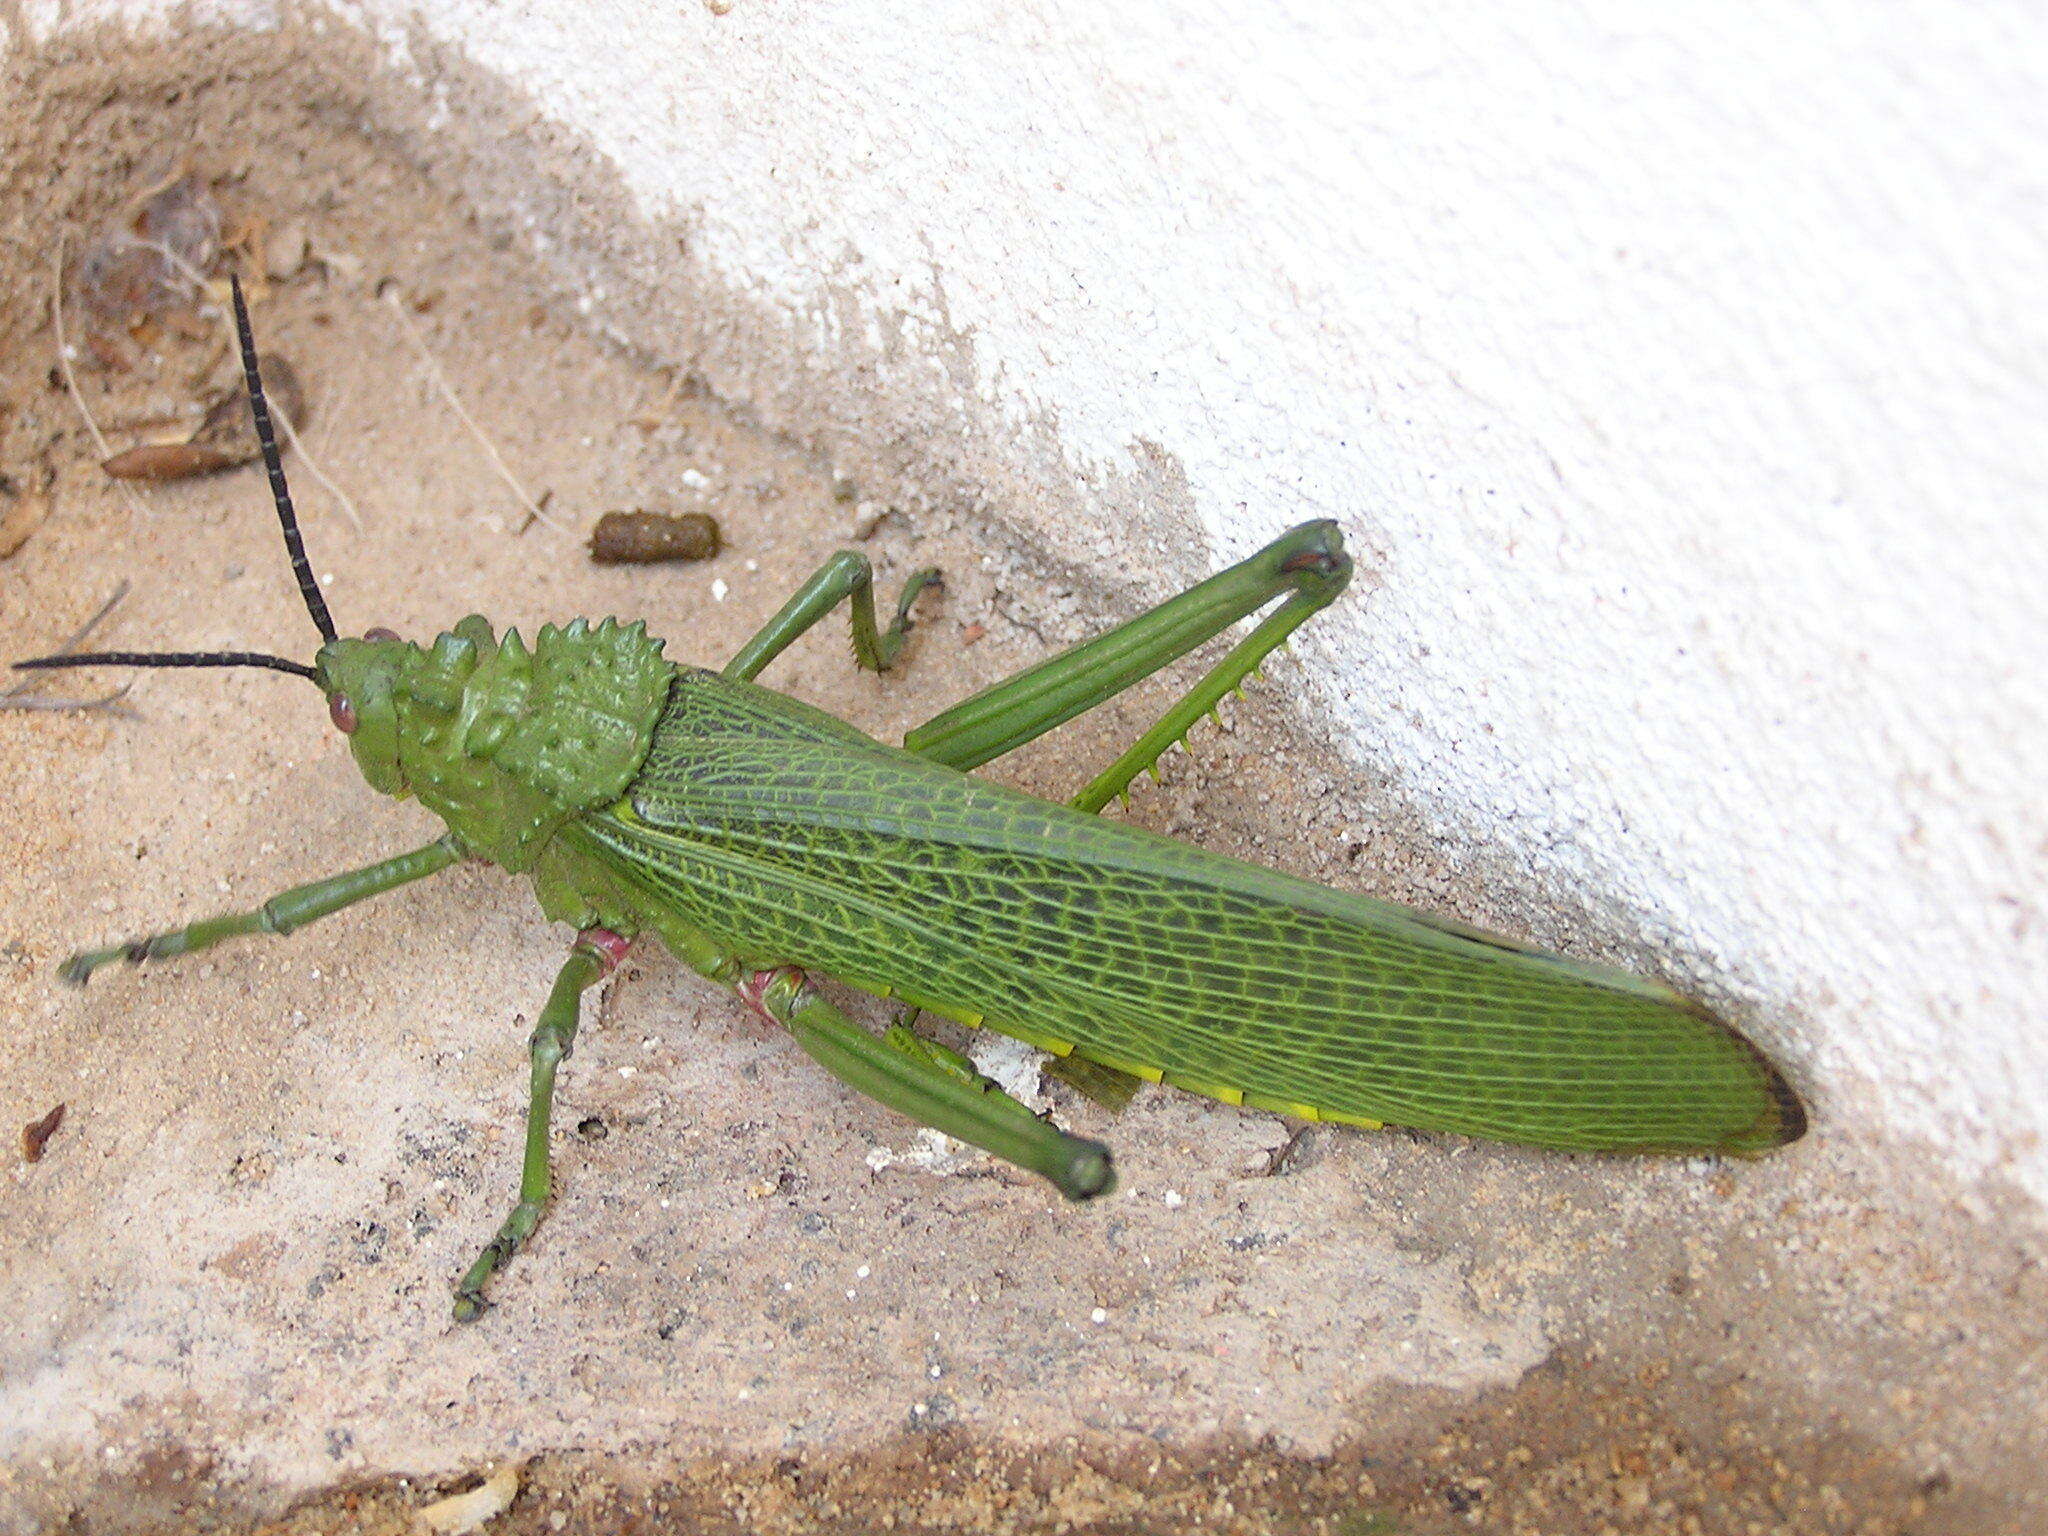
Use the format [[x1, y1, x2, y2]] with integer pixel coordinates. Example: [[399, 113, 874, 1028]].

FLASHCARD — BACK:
[[860, 567, 943, 673], [451, 927, 626, 1322], [452, 1199, 544, 1323]]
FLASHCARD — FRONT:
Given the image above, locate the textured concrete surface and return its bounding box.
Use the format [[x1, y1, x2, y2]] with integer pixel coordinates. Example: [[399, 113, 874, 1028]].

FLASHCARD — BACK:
[[0, 17, 2042, 1536], [19, 0, 2047, 1211]]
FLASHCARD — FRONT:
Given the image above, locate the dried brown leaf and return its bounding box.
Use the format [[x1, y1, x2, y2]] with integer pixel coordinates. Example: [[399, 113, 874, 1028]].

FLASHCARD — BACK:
[[102, 441, 243, 480], [22, 1103, 65, 1164]]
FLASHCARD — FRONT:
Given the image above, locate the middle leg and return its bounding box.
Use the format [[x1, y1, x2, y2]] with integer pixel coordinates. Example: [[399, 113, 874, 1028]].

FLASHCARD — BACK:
[[452, 926, 633, 1321]]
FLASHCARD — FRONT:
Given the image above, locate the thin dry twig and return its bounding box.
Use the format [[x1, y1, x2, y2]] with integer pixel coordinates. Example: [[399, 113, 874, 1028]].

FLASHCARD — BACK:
[[129, 233, 212, 296], [381, 285, 569, 533], [0, 686, 133, 713], [268, 397, 366, 530], [50, 240, 154, 523], [1, 579, 136, 713], [29, 578, 129, 664], [314, 374, 353, 455]]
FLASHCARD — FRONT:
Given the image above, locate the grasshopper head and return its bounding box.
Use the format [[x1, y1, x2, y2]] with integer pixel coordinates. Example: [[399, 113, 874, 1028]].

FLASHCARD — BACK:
[[316, 628, 410, 795]]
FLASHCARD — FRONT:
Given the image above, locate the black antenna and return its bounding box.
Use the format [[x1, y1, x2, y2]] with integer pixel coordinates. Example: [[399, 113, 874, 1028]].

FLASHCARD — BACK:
[[230, 271, 337, 644], [14, 650, 320, 682], [10, 276, 335, 691]]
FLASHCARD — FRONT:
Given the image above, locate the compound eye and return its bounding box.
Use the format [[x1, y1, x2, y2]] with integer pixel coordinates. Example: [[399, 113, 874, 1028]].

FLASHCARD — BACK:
[[329, 693, 359, 735], [365, 626, 400, 643]]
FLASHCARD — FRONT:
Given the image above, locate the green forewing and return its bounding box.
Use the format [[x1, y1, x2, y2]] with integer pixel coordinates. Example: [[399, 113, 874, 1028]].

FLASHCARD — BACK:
[[576, 670, 1800, 1155]]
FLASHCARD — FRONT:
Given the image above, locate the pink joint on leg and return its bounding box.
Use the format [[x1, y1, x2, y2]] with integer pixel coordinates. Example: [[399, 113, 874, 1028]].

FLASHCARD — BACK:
[[576, 926, 634, 976], [737, 965, 806, 1025]]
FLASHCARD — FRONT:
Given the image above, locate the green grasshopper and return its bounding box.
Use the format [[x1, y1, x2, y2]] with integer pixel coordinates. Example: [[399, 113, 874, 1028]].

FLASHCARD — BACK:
[[20, 277, 1804, 1320]]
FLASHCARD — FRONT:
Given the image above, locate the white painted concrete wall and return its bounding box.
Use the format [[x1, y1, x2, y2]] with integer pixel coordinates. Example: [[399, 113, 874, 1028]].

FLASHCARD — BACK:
[[23, 0, 2048, 1208]]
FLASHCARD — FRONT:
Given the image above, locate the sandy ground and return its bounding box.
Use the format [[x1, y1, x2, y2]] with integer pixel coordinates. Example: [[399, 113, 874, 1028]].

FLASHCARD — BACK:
[[0, 25, 2041, 1536]]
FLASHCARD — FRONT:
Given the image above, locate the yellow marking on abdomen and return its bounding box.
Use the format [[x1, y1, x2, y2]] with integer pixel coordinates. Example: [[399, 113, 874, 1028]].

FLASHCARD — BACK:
[[1242, 1091, 1322, 1120], [872, 995, 1385, 1130], [968, 1015, 1076, 1058], [1071, 1048, 1163, 1084], [1161, 1071, 1244, 1105]]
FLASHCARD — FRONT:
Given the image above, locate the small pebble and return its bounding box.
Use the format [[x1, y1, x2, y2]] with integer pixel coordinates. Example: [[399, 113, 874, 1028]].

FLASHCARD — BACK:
[[264, 220, 310, 281]]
